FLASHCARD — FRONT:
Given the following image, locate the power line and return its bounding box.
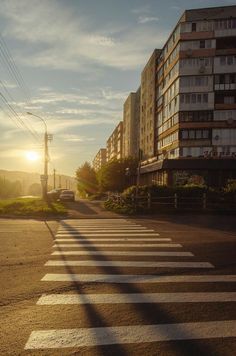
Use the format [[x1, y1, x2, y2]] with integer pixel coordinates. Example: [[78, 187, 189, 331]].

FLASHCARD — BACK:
[[0, 79, 40, 141], [0, 91, 39, 141], [0, 34, 32, 103], [0, 33, 43, 141]]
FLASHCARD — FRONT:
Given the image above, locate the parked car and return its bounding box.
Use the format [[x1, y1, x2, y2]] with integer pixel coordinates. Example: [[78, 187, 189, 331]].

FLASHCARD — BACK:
[[59, 190, 75, 202], [47, 188, 68, 202]]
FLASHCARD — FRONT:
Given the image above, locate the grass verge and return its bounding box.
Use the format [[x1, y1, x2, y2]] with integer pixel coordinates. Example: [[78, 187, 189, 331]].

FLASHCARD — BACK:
[[0, 197, 67, 217]]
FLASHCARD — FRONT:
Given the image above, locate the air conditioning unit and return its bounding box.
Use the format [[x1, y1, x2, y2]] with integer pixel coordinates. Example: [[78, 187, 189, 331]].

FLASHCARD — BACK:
[[199, 66, 206, 73]]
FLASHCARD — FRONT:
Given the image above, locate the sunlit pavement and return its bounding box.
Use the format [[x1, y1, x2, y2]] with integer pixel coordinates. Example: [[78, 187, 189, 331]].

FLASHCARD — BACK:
[[0, 209, 236, 355]]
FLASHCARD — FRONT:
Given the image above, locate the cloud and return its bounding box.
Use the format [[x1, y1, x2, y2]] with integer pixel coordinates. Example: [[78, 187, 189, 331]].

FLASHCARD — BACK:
[[138, 16, 159, 24], [0, 0, 166, 71], [131, 5, 150, 15], [3, 81, 18, 89], [170, 6, 181, 11], [59, 134, 95, 143], [44, 117, 117, 133]]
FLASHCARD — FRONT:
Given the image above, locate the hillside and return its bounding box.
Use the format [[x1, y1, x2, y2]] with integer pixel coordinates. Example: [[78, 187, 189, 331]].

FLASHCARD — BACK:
[[0, 169, 76, 195]]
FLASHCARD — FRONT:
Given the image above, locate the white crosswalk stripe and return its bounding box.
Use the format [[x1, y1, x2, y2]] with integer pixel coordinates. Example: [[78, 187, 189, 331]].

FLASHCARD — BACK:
[[56, 233, 160, 236], [25, 218, 236, 352], [54, 237, 171, 242], [51, 250, 193, 256], [37, 292, 236, 305], [25, 320, 236, 349], [52, 243, 182, 248], [45, 260, 214, 268], [41, 273, 236, 283]]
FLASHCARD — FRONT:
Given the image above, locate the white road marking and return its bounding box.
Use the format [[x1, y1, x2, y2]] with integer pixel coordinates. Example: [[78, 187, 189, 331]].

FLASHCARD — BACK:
[[56, 233, 160, 237], [41, 273, 236, 283], [25, 320, 236, 349], [57, 229, 155, 233], [51, 251, 193, 256], [62, 218, 129, 220], [37, 292, 236, 305], [52, 243, 182, 248], [58, 226, 148, 230], [58, 226, 148, 229], [54, 238, 171, 242], [45, 260, 213, 268]]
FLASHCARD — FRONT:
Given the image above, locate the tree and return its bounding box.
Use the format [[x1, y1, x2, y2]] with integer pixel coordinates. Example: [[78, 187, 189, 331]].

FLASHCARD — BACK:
[[0, 177, 22, 198], [28, 183, 42, 196], [97, 157, 138, 192], [76, 162, 98, 197]]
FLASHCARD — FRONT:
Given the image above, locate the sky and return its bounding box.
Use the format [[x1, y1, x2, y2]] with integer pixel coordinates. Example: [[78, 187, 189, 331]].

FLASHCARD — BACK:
[[0, 0, 234, 176]]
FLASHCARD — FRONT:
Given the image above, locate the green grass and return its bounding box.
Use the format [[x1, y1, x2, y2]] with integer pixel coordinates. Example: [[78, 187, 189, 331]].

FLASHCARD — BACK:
[[0, 197, 67, 217]]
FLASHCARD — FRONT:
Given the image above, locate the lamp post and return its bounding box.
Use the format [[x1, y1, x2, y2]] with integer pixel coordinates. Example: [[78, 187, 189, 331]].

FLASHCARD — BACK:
[[27, 112, 49, 200]]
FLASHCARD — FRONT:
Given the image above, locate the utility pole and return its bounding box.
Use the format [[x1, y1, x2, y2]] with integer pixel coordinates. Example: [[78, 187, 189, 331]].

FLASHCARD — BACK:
[[27, 112, 52, 200], [53, 169, 56, 189], [59, 175, 61, 188], [44, 131, 49, 198]]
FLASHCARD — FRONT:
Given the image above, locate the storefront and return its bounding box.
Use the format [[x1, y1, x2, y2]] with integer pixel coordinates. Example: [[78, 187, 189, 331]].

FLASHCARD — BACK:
[[140, 159, 236, 187]]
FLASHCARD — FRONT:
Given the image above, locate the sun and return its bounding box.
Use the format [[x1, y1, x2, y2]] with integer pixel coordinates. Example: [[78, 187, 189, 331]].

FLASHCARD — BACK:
[[25, 151, 39, 161]]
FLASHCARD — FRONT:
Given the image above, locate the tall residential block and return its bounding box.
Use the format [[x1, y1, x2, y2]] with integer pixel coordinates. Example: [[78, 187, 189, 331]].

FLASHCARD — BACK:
[[140, 5, 236, 186], [140, 49, 161, 160], [123, 88, 140, 158], [93, 148, 107, 172], [106, 121, 123, 162]]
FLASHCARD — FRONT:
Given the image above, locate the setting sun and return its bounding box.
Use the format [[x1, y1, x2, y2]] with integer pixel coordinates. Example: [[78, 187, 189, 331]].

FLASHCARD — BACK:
[[25, 151, 39, 161]]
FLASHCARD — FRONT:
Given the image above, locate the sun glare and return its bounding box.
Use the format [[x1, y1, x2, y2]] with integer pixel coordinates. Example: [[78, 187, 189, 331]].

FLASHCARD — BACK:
[[25, 151, 39, 161]]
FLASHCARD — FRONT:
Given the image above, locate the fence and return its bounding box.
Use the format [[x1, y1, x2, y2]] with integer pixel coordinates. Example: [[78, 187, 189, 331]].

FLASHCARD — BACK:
[[108, 192, 236, 212]]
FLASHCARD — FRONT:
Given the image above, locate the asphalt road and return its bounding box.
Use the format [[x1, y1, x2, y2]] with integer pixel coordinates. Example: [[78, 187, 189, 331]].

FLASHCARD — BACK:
[[0, 200, 236, 355]]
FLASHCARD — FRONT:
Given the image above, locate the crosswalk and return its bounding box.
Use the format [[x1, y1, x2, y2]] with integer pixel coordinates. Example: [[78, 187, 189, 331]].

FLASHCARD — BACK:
[[25, 218, 236, 352]]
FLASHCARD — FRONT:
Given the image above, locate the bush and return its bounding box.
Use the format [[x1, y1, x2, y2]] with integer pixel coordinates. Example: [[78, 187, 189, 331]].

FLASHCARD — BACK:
[[224, 179, 236, 193], [0, 198, 67, 216], [123, 184, 206, 198], [104, 198, 135, 215]]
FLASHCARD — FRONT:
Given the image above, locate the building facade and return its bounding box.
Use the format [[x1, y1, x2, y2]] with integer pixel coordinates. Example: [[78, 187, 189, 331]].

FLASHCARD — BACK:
[[140, 49, 161, 160], [140, 5, 236, 187], [123, 88, 140, 158], [93, 148, 107, 172], [106, 121, 123, 162]]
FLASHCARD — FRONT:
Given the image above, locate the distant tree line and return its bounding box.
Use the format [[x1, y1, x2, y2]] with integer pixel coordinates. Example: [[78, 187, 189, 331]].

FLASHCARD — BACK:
[[0, 177, 22, 199], [76, 158, 138, 197]]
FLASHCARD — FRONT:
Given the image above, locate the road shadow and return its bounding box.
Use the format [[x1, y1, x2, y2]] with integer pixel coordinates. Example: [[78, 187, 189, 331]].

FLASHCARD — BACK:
[[144, 214, 236, 235], [52, 221, 221, 356], [66, 200, 98, 215]]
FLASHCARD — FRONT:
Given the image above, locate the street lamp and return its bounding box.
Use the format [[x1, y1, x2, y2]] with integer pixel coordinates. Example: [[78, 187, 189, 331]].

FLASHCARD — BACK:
[[27, 112, 49, 200]]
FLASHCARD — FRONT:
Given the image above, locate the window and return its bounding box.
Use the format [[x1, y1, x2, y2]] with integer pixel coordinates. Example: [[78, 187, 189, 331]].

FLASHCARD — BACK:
[[189, 130, 195, 139], [202, 130, 209, 139], [200, 40, 205, 49], [196, 130, 202, 139], [192, 23, 196, 32], [180, 129, 210, 140], [197, 94, 202, 103], [224, 96, 234, 104], [182, 131, 189, 139], [180, 111, 213, 122], [203, 94, 208, 103], [227, 56, 233, 65], [192, 94, 196, 103]]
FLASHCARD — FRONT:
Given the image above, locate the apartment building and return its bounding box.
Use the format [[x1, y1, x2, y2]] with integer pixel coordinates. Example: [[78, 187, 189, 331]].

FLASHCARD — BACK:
[[93, 148, 107, 172], [140, 49, 161, 160], [140, 5, 236, 187], [123, 88, 140, 158], [106, 121, 123, 162]]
